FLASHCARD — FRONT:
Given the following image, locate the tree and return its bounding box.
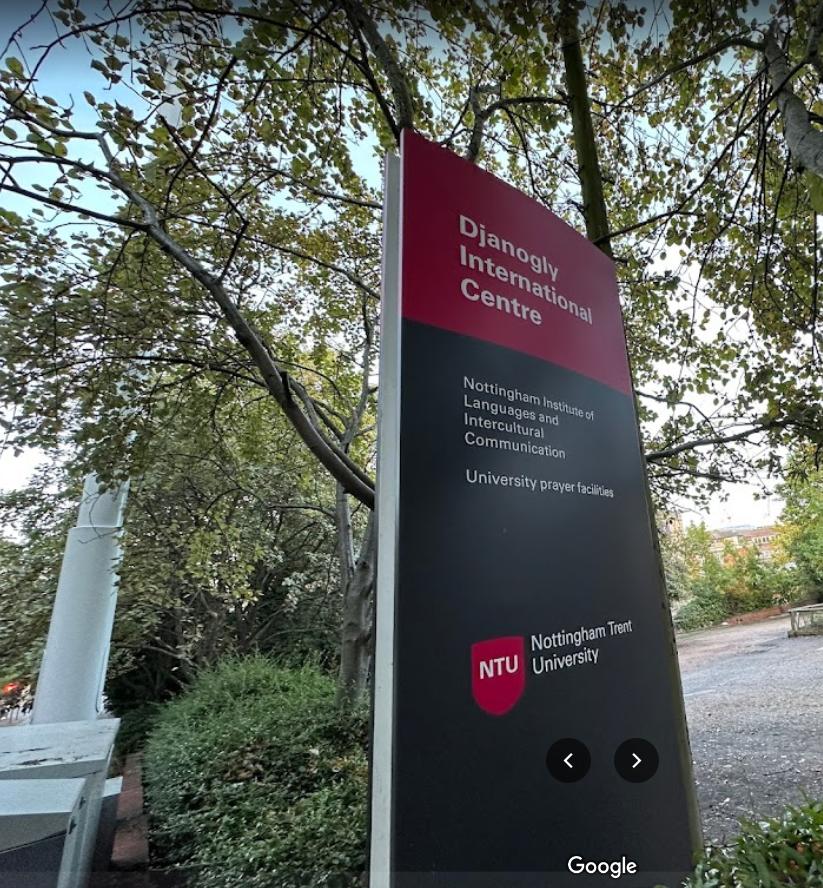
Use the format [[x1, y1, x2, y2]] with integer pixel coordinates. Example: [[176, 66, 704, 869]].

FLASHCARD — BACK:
[[779, 451, 823, 598], [663, 518, 806, 629], [720, 541, 772, 612], [1, 0, 822, 704], [0, 379, 347, 702], [0, 466, 75, 685], [662, 522, 731, 628], [109, 378, 345, 703]]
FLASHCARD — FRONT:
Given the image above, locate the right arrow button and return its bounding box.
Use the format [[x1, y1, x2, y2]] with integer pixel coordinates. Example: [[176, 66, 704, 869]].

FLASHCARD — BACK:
[[615, 739, 659, 783]]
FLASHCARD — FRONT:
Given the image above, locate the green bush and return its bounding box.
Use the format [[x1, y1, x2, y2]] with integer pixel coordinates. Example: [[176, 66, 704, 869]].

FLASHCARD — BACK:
[[684, 802, 823, 886], [143, 657, 368, 888], [675, 594, 730, 631]]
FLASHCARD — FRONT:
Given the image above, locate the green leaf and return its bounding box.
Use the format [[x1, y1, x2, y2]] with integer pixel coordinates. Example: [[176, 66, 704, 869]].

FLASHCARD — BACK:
[[807, 173, 823, 214], [5, 57, 24, 77]]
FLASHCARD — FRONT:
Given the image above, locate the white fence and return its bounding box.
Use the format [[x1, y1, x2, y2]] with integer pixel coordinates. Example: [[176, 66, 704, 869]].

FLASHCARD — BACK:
[[0, 687, 33, 728], [0, 719, 119, 888], [789, 603, 823, 636]]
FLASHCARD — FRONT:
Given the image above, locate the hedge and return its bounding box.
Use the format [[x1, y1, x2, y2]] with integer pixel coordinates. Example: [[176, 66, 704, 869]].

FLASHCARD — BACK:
[[143, 657, 368, 888]]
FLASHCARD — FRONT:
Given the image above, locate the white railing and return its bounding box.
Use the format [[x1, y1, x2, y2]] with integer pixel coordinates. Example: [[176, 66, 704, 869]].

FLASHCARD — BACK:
[[0, 706, 32, 727], [0, 687, 33, 727], [0, 718, 120, 888], [789, 603, 823, 637]]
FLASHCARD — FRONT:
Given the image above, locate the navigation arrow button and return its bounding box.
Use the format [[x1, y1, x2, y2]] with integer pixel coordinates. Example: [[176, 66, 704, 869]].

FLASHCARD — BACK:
[[615, 739, 659, 783], [546, 739, 590, 783]]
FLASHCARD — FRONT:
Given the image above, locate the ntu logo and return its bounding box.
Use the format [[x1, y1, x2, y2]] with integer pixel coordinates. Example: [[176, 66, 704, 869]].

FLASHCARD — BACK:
[[471, 636, 526, 715]]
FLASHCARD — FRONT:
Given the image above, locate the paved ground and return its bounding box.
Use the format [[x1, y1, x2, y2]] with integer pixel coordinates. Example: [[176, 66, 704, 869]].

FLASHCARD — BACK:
[[677, 614, 823, 843]]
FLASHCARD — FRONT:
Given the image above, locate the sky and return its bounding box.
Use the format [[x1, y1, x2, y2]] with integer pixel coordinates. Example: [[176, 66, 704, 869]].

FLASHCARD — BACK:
[[680, 484, 782, 530]]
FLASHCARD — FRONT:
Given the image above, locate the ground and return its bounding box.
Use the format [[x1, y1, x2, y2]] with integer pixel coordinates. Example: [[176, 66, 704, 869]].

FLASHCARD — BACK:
[[678, 614, 823, 843]]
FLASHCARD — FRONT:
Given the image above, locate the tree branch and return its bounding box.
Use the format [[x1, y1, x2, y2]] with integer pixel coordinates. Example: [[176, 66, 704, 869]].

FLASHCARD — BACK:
[[805, 0, 823, 79], [262, 165, 381, 209], [646, 419, 790, 462], [466, 88, 566, 162], [559, 0, 612, 257], [0, 181, 147, 229], [272, 241, 379, 301], [608, 34, 763, 111], [340, 0, 415, 137], [764, 17, 823, 178], [96, 146, 375, 507]]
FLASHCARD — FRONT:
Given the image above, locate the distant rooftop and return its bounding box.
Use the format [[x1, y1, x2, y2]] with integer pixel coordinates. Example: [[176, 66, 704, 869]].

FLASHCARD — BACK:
[[711, 525, 778, 539]]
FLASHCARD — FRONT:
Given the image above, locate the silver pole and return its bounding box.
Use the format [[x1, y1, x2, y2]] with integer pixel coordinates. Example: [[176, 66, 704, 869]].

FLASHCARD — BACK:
[[369, 150, 402, 888]]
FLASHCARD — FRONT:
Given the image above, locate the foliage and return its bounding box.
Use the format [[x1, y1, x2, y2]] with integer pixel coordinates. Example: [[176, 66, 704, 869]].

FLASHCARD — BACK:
[[1, 0, 823, 705], [0, 384, 343, 700], [109, 381, 343, 706], [112, 701, 162, 772], [663, 523, 728, 629], [674, 593, 730, 633], [779, 455, 823, 600], [0, 1, 821, 511], [0, 466, 77, 685], [725, 547, 801, 613], [664, 522, 807, 630], [143, 657, 368, 888], [683, 801, 823, 887]]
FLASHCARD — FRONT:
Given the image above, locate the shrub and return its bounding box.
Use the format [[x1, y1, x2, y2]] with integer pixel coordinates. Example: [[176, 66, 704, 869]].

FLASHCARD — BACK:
[[684, 801, 823, 887], [143, 657, 368, 888], [675, 594, 730, 631]]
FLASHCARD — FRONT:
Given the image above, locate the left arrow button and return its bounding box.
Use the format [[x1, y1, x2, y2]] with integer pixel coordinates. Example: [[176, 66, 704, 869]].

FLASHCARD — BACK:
[[546, 739, 590, 783]]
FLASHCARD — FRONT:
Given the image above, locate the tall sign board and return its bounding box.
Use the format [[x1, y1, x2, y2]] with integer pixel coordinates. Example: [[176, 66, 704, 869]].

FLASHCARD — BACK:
[[371, 130, 701, 888]]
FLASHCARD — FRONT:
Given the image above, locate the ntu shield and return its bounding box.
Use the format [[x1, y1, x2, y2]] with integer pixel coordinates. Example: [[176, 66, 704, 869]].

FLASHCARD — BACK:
[[471, 636, 526, 715]]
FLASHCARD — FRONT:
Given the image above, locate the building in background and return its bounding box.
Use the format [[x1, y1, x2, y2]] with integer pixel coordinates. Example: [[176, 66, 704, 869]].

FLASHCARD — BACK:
[[709, 526, 780, 561]]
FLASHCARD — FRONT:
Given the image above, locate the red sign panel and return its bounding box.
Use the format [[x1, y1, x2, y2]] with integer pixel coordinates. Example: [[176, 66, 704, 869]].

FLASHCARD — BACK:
[[400, 129, 633, 395]]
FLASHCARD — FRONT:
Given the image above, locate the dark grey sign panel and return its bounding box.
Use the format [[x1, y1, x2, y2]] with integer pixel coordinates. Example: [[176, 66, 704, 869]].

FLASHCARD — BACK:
[[370, 131, 701, 888]]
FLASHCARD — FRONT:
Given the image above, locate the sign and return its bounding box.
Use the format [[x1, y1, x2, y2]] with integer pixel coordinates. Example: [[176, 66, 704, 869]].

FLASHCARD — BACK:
[[371, 130, 701, 888]]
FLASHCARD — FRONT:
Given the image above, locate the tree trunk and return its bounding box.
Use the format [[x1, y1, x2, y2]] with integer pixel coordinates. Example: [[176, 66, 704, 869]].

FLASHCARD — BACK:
[[556, 7, 703, 848], [558, 1, 613, 257], [764, 20, 823, 179], [336, 486, 377, 707]]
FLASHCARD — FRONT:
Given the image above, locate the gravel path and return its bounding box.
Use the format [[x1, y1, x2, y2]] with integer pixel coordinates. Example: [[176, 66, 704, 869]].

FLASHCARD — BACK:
[[677, 615, 823, 843]]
